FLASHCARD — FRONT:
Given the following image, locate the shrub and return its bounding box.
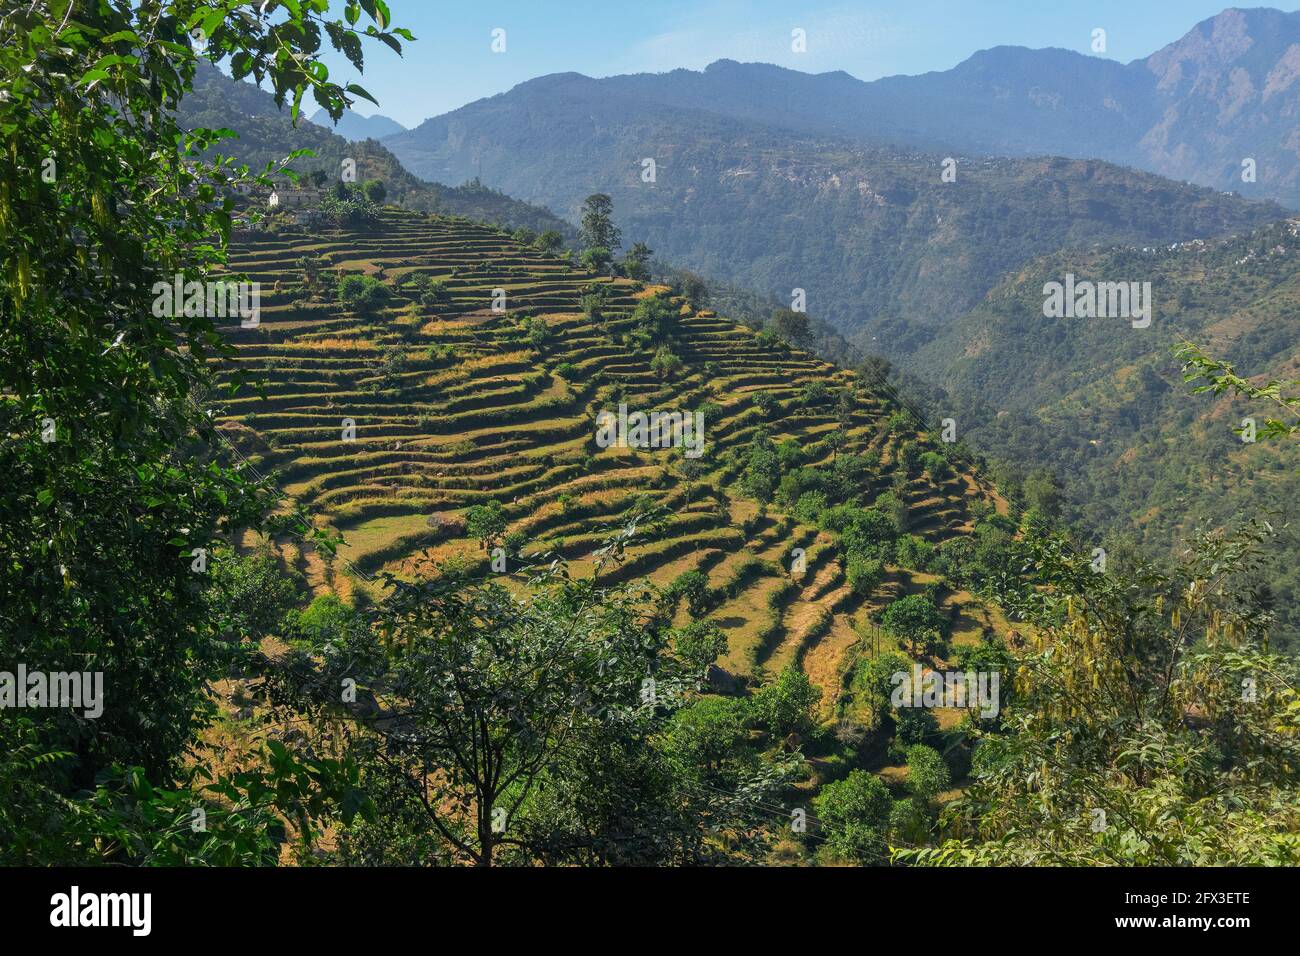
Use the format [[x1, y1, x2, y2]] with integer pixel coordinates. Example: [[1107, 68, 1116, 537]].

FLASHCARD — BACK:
[[846, 554, 885, 598], [814, 770, 892, 865], [337, 274, 389, 315], [667, 570, 710, 618], [905, 744, 951, 802], [752, 666, 820, 739], [895, 534, 935, 571]]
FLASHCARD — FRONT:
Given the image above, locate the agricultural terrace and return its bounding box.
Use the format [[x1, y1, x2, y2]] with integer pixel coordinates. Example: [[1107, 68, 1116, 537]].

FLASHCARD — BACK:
[[217, 207, 1008, 721]]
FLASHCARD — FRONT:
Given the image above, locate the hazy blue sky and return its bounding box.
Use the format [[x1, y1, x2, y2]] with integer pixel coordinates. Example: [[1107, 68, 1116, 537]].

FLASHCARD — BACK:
[[319, 1, 1288, 128]]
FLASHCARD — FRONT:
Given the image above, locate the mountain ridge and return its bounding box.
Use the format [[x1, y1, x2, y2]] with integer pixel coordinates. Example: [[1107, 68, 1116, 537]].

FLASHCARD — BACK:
[[387, 6, 1300, 207], [385, 89, 1285, 344], [308, 107, 405, 140]]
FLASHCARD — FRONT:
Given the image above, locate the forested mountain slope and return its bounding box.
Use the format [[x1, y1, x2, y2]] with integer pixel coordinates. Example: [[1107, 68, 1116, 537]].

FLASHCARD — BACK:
[[909, 218, 1300, 647], [179, 63, 575, 239], [386, 76, 1284, 346]]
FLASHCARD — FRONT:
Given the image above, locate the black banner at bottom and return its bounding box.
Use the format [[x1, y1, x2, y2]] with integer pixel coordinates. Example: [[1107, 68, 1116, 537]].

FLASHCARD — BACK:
[[0, 865, 1285, 943]]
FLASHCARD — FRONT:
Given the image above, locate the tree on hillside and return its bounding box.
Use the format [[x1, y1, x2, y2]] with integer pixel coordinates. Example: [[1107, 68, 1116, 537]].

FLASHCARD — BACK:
[[579, 193, 621, 252], [662, 696, 751, 781], [650, 346, 684, 381], [850, 651, 914, 732], [820, 506, 897, 560], [534, 230, 564, 253], [676, 271, 710, 310], [319, 182, 382, 225], [580, 246, 612, 272], [770, 308, 813, 349], [408, 272, 449, 307], [814, 769, 893, 865], [920, 451, 952, 484], [1021, 468, 1062, 519], [671, 619, 729, 672], [204, 549, 302, 644], [632, 292, 679, 343], [334, 567, 687, 865], [464, 500, 508, 549], [580, 283, 611, 321], [880, 594, 947, 657], [894, 705, 940, 745], [905, 744, 951, 803], [667, 570, 710, 618], [742, 431, 782, 503], [623, 241, 654, 281], [286, 537, 790, 866], [338, 274, 389, 315], [897, 440, 922, 476], [845, 554, 886, 598], [752, 666, 821, 739]]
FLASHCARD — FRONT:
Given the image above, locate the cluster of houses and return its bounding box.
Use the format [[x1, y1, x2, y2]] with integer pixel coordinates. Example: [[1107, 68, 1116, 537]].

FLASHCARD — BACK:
[[267, 185, 319, 210], [227, 179, 323, 229]]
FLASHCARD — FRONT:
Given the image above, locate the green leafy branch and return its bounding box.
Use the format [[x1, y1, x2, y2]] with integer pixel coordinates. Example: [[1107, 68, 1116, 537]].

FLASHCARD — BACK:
[[1176, 341, 1300, 443]]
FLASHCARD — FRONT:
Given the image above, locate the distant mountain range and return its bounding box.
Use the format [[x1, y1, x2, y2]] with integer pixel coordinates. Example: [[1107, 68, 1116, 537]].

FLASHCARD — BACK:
[[392, 6, 1300, 208], [308, 107, 405, 141], [384, 33, 1287, 350]]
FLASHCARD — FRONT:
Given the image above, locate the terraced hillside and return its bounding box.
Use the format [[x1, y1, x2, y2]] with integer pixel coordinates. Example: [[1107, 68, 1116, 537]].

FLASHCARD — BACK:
[[217, 207, 1008, 718]]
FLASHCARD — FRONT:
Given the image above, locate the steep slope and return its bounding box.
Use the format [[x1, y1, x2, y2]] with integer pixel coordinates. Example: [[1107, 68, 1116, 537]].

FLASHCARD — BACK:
[[179, 63, 575, 239], [387, 81, 1283, 344], [1135, 6, 1300, 202], [861, 6, 1300, 206], [215, 208, 1009, 715], [909, 218, 1300, 646]]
